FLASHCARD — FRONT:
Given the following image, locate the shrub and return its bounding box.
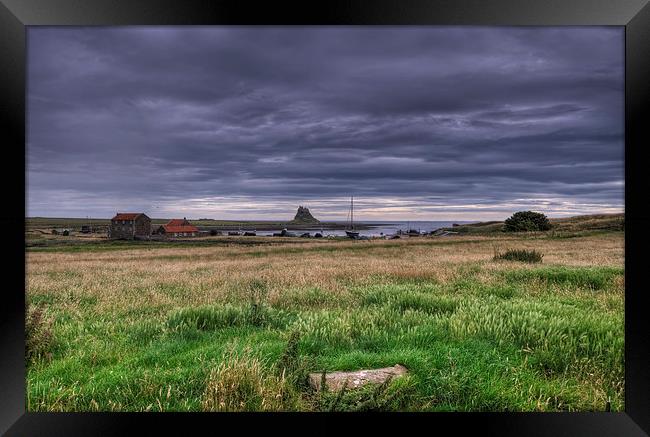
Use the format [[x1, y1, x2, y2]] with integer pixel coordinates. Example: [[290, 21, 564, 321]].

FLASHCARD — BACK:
[[494, 249, 544, 263], [25, 304, 54, 363], [504, 211, 551, 232]]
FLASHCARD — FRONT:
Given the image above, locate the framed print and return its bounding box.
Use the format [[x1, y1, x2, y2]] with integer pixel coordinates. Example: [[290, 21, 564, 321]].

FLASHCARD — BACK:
[[1, 0, 649, 435]]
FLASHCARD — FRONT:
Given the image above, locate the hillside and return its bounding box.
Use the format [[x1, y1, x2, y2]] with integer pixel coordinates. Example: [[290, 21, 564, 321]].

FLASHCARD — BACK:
[[442, 213, 624, 235]]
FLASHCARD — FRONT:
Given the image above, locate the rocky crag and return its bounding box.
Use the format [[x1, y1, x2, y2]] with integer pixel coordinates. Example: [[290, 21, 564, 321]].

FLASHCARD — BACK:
[[289, 206, 320, 224]]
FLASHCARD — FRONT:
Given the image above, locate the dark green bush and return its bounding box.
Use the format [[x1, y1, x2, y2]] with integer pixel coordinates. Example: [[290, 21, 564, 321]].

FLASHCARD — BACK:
[[494, 249, 544, 263], [503, 211, 551, 232]]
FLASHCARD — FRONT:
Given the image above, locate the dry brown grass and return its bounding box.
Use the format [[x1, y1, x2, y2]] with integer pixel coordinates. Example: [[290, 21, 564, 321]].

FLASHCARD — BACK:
[[27, 233, 623, 316]]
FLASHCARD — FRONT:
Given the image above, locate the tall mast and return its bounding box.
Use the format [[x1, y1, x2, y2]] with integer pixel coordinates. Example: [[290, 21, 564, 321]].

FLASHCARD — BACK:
[[351, 196, 354, 230]]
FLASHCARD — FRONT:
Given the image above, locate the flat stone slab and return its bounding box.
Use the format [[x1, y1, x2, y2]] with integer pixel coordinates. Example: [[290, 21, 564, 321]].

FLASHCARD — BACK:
[[309, 364, 408, 392]]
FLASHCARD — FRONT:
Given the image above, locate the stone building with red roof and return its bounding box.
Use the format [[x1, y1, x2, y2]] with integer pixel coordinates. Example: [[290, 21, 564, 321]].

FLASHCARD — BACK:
[[155, 218, 199, 237], [109, 212, 152, 239]]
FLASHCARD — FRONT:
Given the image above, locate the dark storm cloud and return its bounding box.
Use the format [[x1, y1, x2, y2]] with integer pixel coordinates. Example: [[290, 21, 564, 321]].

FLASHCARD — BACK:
[[27, 27, 623, 220]]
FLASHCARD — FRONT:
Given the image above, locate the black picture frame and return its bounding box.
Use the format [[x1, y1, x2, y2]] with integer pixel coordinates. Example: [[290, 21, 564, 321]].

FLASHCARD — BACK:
[[1, 0, 648, 435]]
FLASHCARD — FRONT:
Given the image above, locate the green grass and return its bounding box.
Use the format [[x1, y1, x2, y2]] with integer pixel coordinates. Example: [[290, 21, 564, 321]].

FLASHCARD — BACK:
[[26, 237, 624, 412], [28, 267, 624, 411], [504, 266, 623, 291]]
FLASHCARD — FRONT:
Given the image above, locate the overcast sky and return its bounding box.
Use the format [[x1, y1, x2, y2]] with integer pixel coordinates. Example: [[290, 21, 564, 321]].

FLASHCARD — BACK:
[[27, 26, 624, 221]]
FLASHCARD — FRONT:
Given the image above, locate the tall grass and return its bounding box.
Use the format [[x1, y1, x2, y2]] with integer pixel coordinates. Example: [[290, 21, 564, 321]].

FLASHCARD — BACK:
[[26, 304, 55, 364], [26, 232, 625, 411], [202, 349, 302, 411], [493, 248, 543, 263], [504, 266, 623, 290], [447, 297, 623, 375], [167, 304, 295, 332]]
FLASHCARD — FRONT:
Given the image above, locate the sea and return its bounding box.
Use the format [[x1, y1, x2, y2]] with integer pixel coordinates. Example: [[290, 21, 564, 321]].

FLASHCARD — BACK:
[[255, 221, 479, 237]]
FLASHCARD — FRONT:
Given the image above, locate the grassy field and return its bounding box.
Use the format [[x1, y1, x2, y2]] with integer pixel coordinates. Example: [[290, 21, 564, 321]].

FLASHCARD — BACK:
[[26, 217, 368, 232], [26, 217, 299, 228], [25, 228, 624, 411]]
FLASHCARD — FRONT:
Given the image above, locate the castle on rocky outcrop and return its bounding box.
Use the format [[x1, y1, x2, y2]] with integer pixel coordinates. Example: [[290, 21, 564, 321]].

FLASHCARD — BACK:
[[290, 206, 320, 224]]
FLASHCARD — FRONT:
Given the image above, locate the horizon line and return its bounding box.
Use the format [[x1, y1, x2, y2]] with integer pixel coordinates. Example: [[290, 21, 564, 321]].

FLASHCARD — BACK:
[[26, 211, 625, 222]]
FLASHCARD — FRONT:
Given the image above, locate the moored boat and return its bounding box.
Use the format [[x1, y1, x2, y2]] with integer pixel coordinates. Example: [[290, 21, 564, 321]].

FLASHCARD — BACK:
[[345, 196, 361, 239]]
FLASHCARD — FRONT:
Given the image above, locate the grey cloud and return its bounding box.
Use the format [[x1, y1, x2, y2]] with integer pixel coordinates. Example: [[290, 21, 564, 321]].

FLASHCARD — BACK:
[[27, 26, 623, 219]]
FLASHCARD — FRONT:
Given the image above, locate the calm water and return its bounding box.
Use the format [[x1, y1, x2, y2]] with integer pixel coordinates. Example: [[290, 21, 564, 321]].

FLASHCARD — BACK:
[[256, 221, 478, 237]]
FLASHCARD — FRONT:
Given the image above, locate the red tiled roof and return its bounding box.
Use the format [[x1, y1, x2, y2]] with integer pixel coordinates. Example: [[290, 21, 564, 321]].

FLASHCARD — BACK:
[[112, 213, 144, 220], [162, 225, 199, 233], [167, 219, 190, 226]]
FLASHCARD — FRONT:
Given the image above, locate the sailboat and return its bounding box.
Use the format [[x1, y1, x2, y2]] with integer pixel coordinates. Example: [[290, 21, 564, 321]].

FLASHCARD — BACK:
[[345, 196, 360, 239]]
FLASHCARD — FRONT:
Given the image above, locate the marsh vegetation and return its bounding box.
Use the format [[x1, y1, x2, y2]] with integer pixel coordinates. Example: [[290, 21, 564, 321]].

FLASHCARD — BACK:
[[26, 229, 624, 411]]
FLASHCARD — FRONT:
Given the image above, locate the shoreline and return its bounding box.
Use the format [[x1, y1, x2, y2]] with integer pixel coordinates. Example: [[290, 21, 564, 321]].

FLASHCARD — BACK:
[[27, 218, 397, 232], [196, 222, 388, 231]]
